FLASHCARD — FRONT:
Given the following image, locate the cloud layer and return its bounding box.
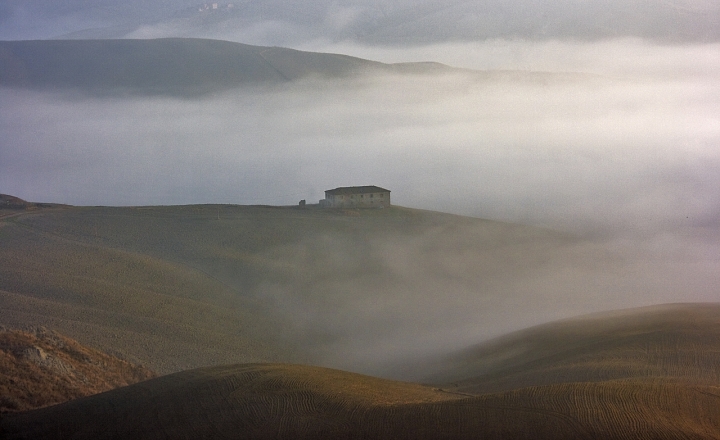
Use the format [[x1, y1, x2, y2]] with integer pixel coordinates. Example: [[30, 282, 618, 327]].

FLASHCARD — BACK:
[[2, 41, 718, 234]]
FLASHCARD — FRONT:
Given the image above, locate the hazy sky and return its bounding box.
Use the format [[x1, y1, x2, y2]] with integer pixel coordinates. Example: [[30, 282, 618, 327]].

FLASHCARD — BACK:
[[2, 0, 720, 43]]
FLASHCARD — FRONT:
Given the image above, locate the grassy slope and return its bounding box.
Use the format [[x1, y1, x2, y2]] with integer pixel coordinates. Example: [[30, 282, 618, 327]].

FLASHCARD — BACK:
[[0, 205, 284, 373], [4, 204, 719, 438], [0, 204, 567, 374]]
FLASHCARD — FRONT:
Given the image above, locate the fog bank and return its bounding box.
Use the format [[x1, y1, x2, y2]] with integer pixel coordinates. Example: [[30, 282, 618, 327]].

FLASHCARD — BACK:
[[2, 42, 718, 234], [299, 39, 720, 78], [1, 39, 719, 375], [252, 220, 720, 375]]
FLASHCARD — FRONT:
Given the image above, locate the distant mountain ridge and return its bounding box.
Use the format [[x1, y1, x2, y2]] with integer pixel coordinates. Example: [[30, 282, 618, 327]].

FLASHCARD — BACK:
[[0, 38, 605, 97], [0, 38, 454, 95]]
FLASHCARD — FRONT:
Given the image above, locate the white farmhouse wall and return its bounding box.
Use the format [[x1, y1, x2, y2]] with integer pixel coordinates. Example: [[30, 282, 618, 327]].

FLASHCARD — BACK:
[[324, 186, 391, 208]]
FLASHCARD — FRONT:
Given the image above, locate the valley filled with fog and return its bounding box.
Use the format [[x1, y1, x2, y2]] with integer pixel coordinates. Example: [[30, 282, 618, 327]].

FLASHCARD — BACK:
[[3, 2, 720, 438], [2, 38, 719, 378], [2, 39, 718, 233]]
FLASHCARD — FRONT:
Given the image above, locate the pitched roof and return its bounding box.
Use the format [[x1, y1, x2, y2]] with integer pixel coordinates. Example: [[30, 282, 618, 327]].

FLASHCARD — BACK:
[[325, 186, 390, 195]]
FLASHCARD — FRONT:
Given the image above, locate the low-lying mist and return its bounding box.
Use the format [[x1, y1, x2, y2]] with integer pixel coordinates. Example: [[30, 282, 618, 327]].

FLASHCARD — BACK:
[[2, 42, 718, 234], [249, 218, 720, 376], [1, 39, 718, 375]]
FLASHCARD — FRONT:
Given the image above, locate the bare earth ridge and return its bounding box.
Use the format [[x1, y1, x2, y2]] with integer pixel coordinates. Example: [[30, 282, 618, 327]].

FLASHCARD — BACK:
[[0, 327, 155, 413]]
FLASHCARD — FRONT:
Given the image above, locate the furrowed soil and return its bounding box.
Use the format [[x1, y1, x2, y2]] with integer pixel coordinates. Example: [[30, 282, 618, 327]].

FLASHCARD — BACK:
[[2, 362, 719, 439], [419, 303, 720, 393], [3, 304, 720, 439]]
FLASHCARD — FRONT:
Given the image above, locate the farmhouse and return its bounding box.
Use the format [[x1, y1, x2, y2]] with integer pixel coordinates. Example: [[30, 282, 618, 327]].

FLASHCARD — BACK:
[[322, 186, 390, 208]]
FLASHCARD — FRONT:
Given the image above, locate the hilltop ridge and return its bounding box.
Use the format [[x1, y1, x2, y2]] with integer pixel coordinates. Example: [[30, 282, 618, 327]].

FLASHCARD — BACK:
[[0, 38, 450, 95], [0, 38, 603, 96]]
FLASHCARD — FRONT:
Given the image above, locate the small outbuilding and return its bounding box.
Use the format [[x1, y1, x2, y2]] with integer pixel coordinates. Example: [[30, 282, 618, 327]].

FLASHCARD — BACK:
[[322, 186, 390, 208]]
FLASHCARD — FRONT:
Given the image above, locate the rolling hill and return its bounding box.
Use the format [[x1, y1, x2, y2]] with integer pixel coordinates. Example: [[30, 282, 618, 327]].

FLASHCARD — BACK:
[[417, 303, 720, 392], [0, 38, 455, 95], [3, 304, 720, 439], [0, 202, 285, 373], [0, 38, 605, 97], [2, 200, 719, 437], [0, 200, 586, 375]]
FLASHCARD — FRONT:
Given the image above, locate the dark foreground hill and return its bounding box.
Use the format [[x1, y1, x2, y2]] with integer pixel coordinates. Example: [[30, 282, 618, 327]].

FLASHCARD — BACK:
[[3, 304, 720, 439]]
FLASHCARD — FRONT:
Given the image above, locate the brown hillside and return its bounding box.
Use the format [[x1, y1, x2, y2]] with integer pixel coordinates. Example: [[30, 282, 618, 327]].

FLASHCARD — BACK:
[[2, 362, 719, 440], [0, 206, 289, 374], [0, 195, 33, 211], [0, 195, 28, 205], [0, 203, 572, 374], [419, 303, 720, 395], [0, 327, 155, 413]]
